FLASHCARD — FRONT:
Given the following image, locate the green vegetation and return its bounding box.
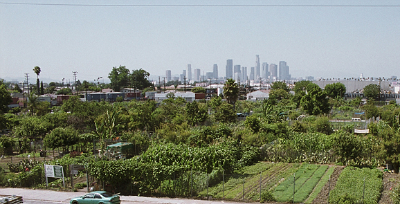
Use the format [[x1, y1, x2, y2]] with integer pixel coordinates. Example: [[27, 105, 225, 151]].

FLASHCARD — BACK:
[[329, 166, 383, 204], [273, 163, 324, 202], [305, 166, 335, 203], [2, 70, 400, 203]]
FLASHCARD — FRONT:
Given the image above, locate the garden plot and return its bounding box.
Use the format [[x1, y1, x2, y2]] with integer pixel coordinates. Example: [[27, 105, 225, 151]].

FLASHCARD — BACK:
[[273, 163, 328, 203], [329, 166, 383, 204]]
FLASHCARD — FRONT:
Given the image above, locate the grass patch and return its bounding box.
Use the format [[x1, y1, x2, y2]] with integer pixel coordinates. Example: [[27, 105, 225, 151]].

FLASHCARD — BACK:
[[305, 166, 335, 203]]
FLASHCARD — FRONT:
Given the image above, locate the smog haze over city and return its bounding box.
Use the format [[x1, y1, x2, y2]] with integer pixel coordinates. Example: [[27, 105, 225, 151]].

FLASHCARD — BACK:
[[1, 0, 400, 83]]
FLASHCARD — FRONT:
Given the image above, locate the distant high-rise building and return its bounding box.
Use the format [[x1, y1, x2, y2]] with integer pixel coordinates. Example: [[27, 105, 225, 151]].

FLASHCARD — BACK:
[[255, 55, 260, 80], [180, 70, 186, 82], [166, 70, 171, 82], [242, 67, 247, 82], [234, 65, 241, 74], [262, 62, 269, 80], [250, 67, 255, 81], [270, 64, 277, 79], [226, 59, 233, 79], [187, 64, 192, 81], [206, 72, 213, 79], [213, 64, 218, 79], [234, 65, 241, 82], [279, 61, 290, 81], [194, 68, 200, 82]]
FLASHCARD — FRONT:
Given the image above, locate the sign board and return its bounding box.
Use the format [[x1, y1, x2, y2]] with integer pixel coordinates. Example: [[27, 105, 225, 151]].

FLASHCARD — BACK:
[[44, 164, 65, 188], [45, 164, 64, 178]]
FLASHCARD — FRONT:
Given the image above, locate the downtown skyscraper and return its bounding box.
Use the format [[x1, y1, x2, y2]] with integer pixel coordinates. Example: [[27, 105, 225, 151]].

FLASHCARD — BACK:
[[279, 61, 290, 81], [213, 64, 218, 79], [255, 55, 260, 80], [187, 64, 192, 81], [226, 59, 233, 79]]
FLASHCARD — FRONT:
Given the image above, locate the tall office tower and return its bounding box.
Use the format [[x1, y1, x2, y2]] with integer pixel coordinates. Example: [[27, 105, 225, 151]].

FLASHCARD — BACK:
[[279, 61, 290, 81], [194, 68, 201, 82], [255, 55, 260, 80], [234, 65, 241, 82], [180, 70, 186, 82], [270, 64, 277, 79], [250, 67, 255, 81], [213, 64, 218, 79], [206, 72, 213, 79], [226, 59, 233, 79], [262, 62, 269, 80], [166, 70, 171, 82], [234, 65, 241, 74], [241, 67, 247, 82], [187, 64, 192, 81]]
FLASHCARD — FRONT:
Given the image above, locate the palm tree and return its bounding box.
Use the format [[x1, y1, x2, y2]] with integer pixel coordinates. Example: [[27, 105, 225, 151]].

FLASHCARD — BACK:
[[33, 66, 41, 95], [223, 79, 239, 108]]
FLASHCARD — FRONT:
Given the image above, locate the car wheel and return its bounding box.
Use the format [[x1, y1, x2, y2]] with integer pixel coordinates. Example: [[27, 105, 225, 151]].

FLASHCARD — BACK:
[[98, 203, 104, 204], [72, 201, 78, 204]]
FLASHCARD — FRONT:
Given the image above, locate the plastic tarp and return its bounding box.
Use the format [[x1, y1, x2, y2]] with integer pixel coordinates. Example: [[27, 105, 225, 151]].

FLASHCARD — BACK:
[[106, 142, 134, 151]]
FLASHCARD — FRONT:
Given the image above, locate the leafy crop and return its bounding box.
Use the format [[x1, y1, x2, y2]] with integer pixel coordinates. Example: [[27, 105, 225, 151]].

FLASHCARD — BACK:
[[329, 166, 383, 204]]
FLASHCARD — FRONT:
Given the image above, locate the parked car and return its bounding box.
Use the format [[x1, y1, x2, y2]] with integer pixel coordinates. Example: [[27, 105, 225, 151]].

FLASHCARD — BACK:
[[70, 191, 120, 204]]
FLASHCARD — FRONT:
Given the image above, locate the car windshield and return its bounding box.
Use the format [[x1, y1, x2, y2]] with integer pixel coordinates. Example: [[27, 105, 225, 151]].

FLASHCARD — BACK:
[[101, 192, 113, 197]]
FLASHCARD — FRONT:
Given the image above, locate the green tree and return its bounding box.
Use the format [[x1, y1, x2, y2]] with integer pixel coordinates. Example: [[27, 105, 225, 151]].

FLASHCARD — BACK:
[[362, 99, 379, 119], [131, 69, 153, 90], [244, 115, 261, 133], [363, 84, 380, 100], [271, 81, 289, 92], [324, 82, 346, 98], [269, 88, 290, 101], [191, 87, 206, 93], [223, 79, 239, 105], [43, 127, 79, 152], [108, 65, 130, 92], [185, 101, 208, 126], [13, 84, 22, 93], [56, 88, 72, 95], [293, 80, 312, 94], [0, 81, 12, 113], [214, 102, 236, 123], [33, 66, 41, 95], [300, 84, 330, 115]]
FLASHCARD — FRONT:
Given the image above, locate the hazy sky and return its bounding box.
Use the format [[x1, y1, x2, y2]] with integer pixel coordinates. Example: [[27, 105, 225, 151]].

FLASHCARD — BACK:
[[1, 0, 400, 83]]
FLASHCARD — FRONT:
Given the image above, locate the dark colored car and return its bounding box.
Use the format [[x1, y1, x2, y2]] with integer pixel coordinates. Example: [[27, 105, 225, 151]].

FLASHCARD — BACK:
[[70, 191, 120, 204]]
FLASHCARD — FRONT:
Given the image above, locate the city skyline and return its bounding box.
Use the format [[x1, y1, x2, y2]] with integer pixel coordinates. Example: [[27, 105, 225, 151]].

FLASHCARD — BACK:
[[1, 0, 400, 83]]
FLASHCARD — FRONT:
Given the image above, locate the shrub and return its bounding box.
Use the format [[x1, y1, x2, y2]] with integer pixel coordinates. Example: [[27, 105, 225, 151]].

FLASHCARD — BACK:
[[260, 190, 276, 203], [74, 182, 87, 189]]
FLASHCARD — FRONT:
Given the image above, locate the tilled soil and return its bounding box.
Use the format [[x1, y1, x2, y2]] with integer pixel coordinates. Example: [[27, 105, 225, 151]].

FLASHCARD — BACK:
[[379, 171, 400, 204], [311, 166, 345, 204]]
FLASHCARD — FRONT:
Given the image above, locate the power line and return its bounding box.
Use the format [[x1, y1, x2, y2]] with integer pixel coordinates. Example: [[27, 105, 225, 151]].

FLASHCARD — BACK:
[[1, 2, 400, 7]]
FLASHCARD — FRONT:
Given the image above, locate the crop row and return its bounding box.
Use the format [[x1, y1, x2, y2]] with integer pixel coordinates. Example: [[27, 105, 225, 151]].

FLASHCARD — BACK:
[[329, 166, 383, 204]]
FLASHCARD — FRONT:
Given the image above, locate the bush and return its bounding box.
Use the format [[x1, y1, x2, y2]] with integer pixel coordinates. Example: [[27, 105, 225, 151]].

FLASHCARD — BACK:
[[260, 190, 276, 203], [74, 182, 87, 189]]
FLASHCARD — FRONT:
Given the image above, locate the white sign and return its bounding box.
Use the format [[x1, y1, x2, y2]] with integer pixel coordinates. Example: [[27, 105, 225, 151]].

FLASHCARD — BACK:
[[44, 164, 64, 178], [44, 164, 65, 188]]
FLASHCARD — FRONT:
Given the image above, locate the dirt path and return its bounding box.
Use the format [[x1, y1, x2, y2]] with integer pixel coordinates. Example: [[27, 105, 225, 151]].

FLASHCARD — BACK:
[[311, 166, 344, 204], [379, 171, 400, 204]]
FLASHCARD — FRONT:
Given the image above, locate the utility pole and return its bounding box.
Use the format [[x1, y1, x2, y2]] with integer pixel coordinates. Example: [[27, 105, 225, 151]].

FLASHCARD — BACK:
[[184, 76, 186, 92], [159, 76, 161, 92], [72, 71, 78, 95], [163, 77, 166, 93], [24, 73, 29, 96], [24, 73, 29, 107]]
